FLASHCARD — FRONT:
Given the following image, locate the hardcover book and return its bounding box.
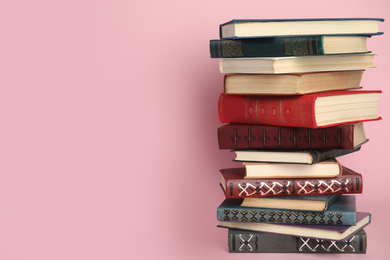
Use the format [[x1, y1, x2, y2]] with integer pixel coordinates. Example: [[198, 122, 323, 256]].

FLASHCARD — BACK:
[[219, 53, 376, 74], [210, 36, 369, 58], [244, 159, 341, 178], [217, 123, 367, 150], [217, 195, 356, 225], [241, 194, 341, 211], [220, 167, 363, 199], [228, 229, 367, 253], [223, 71, 363, 95], [232, 147, 361, 164], [219, 18, 384, 38], [218, 212, 371, 241], [218, 90, 381, 128]]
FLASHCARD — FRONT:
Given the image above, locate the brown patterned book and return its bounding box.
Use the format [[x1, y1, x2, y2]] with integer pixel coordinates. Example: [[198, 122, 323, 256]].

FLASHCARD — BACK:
[[220, 167, 362, 199], [217, 123, 367, 150]]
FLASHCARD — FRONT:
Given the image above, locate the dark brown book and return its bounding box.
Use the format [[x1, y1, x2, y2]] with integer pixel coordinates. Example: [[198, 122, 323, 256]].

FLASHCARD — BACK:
[[217, 123, 367, 150], [220, 167, 362, 199]]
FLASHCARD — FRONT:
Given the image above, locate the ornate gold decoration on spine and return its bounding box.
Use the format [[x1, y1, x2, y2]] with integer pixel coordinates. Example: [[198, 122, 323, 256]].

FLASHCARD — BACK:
[[222, 41, 244, 57], [284, 37, 309, 56]]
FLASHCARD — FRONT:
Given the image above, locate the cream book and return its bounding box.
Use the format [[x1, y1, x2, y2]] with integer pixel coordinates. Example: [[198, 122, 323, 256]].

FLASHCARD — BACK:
[[224, 71, 363, 95], [219, 53, 376, 74], [244, 159, 341, 178]]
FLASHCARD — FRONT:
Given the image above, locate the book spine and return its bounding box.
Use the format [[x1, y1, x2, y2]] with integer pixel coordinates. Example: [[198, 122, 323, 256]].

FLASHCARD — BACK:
[[217, 204, 356, 225], [316, 148, 361, 163], [224, 174, 362, 199], [210, 37, 323, 58], [217, 124, 355, 150], [228, 229, 367, 253], [218, 94, 317, 128]]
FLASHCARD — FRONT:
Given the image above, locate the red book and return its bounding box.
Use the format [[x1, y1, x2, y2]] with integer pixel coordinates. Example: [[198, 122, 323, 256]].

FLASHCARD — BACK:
[[217, 123, 368, 150], [218, 90, 381, 128], [220, 167, 362, 199]]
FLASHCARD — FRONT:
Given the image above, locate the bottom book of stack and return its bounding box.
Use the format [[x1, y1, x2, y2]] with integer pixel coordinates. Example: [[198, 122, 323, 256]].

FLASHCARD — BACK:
[[217, 195, 371, 254], [227, 228, 367, 253]]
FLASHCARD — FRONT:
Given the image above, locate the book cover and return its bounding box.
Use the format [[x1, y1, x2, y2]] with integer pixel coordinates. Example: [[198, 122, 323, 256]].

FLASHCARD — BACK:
[[219, 18, 384, 39], [232, 147, 361, 164], [244, 159, 341, 178], [210, 37, 369, 58], [217, 195, 356, 225], [217, 123, 368, 150], [241, 194, 341, 211], [218, 90, 381, 128], [218, 212, 370, 241], [223, 71, 364, 95], [228, 229, 367, 253], [219, 53, 376, 74], [220, 167, 363, 199]]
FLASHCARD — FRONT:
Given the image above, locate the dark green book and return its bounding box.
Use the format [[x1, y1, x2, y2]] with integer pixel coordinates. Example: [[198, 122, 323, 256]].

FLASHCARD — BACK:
[[228, 229, 367, 253], [232, 147, 361, 164], [210, 36, 370, 58], [217, 195, 356, 225]]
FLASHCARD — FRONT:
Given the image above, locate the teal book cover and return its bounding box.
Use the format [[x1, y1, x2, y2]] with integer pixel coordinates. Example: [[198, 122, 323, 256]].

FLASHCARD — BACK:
[[217, 195, 356, 225]]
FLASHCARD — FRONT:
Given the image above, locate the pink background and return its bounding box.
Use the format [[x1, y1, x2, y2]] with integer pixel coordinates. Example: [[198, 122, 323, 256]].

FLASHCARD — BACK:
[[0, 0, 389, 259]]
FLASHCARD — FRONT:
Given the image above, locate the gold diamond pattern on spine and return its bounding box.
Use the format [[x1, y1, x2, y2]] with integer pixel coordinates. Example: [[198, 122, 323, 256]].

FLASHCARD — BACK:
[[250, 210, 258, 222], [284, 37, 309, 56], [222, 40, 244, 58]]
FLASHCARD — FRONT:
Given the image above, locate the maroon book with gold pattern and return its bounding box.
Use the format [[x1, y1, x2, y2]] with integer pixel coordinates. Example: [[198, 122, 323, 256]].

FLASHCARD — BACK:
[[220, 167, 362, 199], [217, 123, 368, 150]]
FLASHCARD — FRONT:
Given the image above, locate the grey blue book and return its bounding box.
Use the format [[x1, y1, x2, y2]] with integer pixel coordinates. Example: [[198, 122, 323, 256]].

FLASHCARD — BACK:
[[217, 195, 356, 225]]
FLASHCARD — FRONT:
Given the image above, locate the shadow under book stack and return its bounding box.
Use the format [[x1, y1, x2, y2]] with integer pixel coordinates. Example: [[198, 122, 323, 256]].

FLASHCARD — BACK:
[[210, 18, 384, 254]]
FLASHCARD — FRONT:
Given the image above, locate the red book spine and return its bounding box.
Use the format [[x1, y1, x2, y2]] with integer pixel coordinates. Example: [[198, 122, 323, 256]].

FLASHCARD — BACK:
[[218, 93, 318, 128], [222, 167, 362, 199], [217, 124, 359, 150]]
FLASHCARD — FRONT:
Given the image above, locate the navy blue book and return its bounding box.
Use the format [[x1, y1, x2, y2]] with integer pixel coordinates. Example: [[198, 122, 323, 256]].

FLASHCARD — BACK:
[[219, 18, 384, 39], [217, 195, 356, 226]]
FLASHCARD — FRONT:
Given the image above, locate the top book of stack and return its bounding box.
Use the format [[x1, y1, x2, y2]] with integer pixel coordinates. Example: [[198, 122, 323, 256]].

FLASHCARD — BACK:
[[219, 18, 384, 39]]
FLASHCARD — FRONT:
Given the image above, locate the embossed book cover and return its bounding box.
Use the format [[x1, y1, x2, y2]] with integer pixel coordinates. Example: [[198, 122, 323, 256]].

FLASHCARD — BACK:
[[228, 229, 367, 253], [217, 195, 356, 225], [220, 167, 362, 199]]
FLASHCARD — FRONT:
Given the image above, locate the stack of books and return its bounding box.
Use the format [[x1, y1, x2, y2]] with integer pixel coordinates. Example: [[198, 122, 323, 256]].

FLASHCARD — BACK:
[[210, 18, 384, 254]]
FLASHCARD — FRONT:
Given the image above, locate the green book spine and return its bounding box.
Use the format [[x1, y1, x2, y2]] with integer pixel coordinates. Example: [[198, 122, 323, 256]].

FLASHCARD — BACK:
[[210, 36, 324, 58], [228, 229, 367, 253]]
